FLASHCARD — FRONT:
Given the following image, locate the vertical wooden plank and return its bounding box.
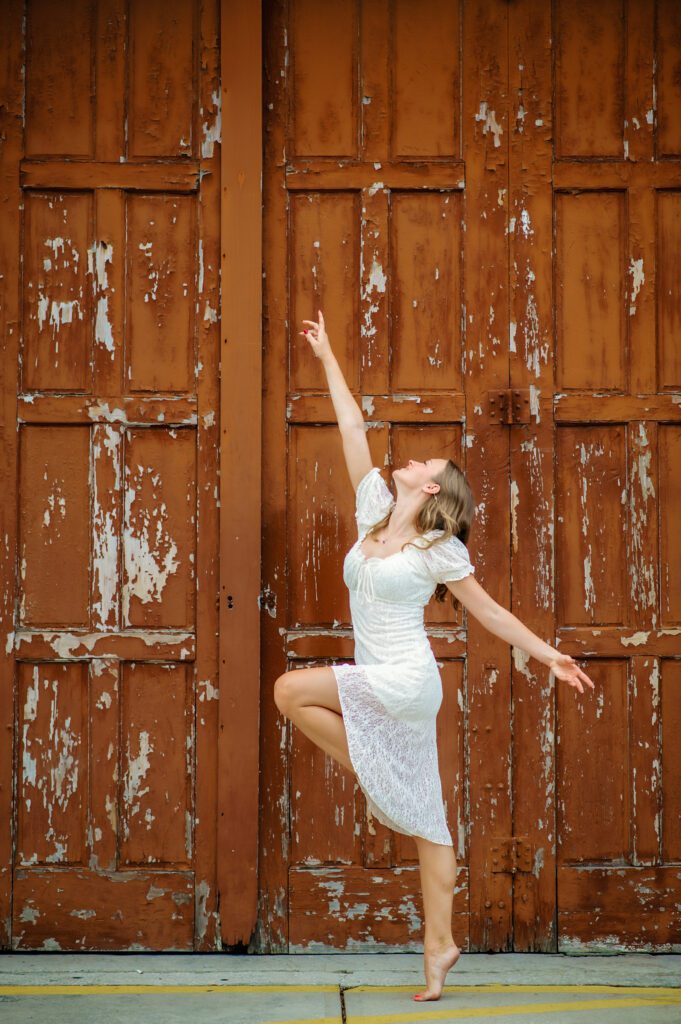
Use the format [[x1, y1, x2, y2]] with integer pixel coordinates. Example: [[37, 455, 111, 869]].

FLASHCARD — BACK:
[[509, 0, 558, 952], [218, 0, 263, 946], [630, 655, 661, 865], [259, 0, 289, 953], [94, 0, 127, 162], [0, 2, 29, 945], [194, 0, 223, 951], [462, 0, 511, 952]]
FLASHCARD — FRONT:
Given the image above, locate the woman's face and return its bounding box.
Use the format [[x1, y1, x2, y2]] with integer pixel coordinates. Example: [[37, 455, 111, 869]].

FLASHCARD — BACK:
[[392, 458, 447, 495]]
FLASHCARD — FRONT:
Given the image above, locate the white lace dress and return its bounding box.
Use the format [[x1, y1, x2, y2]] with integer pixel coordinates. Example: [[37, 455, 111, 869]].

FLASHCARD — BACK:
[[331, 466, 475, 846]]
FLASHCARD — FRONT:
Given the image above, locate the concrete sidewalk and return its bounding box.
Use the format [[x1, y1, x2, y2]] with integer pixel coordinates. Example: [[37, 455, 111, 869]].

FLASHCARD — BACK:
[[0, 951, 679, 1023]]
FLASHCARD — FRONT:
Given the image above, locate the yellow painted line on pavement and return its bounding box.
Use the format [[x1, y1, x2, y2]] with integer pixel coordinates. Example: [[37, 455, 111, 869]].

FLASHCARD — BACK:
[[338, 996, 681, 1024], [0, 982, 678, 998], [349, 983, 681, 996], [0, 983, 339, 995]]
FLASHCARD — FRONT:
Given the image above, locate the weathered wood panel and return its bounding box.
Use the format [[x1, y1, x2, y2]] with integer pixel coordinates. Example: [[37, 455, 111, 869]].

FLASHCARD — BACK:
[[0, 0, 224, 950], [551, 0, 681, 953], [261, 0, 502, 954], [261, 0, 681, 956]]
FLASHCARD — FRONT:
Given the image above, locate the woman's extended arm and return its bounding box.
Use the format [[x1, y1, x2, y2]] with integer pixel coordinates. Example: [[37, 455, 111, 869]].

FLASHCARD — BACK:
[[300, 310, 363, 429], [448, 575, 595, 693], [300, 311, 373, 489]]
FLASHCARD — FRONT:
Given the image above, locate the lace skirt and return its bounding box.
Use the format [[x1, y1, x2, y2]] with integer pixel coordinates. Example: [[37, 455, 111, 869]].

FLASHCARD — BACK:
[[331, 662, 453, 847]]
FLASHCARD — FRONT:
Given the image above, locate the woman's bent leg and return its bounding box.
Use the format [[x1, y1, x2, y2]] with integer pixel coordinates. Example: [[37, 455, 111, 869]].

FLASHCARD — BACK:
[[273, 666, 355, 774]]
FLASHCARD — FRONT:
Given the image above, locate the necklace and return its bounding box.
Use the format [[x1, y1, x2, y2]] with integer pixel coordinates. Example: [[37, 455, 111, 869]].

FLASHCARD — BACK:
[[374, 529, 415, 545]]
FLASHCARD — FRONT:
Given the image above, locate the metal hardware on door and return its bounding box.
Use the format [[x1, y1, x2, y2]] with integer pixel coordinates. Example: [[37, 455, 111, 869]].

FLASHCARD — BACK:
[[490, 836, 534, 873], [488, 388, 531, 424]]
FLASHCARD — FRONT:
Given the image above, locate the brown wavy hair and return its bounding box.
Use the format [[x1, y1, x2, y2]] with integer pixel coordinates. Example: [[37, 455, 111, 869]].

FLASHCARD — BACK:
[[364, 459, 476, 611]]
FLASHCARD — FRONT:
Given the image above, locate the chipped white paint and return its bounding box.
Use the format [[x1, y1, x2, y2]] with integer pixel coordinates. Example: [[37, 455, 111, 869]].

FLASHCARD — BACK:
[[13, 628, 194, 659], [19, 903, 40, 923], [36, 235, 84, 339], [201, 87, 222, 159], [42, 482, 66, 529], [620, 630, 650, 647], [520, 208, 534, 238], [198, 238, 204, 294], [427, 340, 442, 368], [86, 402, 127, 423], [509, 320, 516, 351], [484, 665, 499, 695], [519, 437, 552, 609], [522, 290, 545, 378], [361, 395, 375, 416], [628, 256, 645, 316], [87, 240, 116, 354], [510, 479, 519, 553], [198, 678, 219, 702], [577, 440, 605, 613], [123, 471, 181, 624], [24, 667, 40, 722], [397, 895, 422, 934], [21, 671, 80, 864], [92, 425, 121, 627], [360, 255, 386, 344], [123, 730, 153, 828], [629, 422, 656, 617], [474, 101, 503, 147], [367, 181, 385, 196], [529, 383, 541, 422]]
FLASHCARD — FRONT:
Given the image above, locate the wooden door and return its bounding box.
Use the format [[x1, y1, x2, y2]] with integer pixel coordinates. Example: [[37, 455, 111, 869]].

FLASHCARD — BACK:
[[520, 0, 681, 952], [260, 0, 509, 953], [259, 0, 681, 955], [0, 0, 227, 950]]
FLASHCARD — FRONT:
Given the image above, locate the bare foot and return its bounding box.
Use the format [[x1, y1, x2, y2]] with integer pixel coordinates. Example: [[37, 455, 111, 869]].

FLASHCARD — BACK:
[[412, 942, 461, 1001]]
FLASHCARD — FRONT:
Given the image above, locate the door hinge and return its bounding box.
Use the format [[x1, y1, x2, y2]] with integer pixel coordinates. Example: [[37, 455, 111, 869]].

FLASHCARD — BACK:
[[490, 836, 534, 873], [488, 388, 531, 424]]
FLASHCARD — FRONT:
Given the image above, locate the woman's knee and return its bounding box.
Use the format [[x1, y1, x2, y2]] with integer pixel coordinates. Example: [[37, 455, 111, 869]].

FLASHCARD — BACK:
[[273, 666, 342, 715], [273, 672, 296, 714]]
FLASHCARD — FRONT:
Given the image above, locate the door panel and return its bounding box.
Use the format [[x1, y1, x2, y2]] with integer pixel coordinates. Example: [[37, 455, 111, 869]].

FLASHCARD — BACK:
[[261, 0, 681, 955], [261, 0, 511, 953], [513, 0, 681, 953], [0, 0, 223, 950]]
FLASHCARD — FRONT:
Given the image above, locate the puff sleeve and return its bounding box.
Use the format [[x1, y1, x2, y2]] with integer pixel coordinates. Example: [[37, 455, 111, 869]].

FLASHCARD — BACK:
[[355, 466, 395, 537], [420, 533, 475, 584]]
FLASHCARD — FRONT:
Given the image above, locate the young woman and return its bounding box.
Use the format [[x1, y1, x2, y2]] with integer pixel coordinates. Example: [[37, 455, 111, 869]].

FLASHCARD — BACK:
[[273, 310, 595, 1001]]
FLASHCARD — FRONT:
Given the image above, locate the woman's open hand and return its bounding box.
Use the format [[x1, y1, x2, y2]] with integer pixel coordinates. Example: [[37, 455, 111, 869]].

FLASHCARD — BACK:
[[548, 653, 595, 694], [299, 309, 332, 360]]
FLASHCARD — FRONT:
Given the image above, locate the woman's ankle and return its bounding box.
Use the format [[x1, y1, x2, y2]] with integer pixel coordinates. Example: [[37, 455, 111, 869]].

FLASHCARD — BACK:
[[424, 937, 457, 954]]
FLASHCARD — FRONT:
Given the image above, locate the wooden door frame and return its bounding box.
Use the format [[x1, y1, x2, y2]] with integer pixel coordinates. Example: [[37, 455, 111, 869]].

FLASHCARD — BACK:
[[218, 0, 263, 946]]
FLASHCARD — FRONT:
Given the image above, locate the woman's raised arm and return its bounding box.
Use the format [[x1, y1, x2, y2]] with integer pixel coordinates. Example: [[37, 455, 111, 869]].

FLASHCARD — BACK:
[[300, 311, 373, 490]]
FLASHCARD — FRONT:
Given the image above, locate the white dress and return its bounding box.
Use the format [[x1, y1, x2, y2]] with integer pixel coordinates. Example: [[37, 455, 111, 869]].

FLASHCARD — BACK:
[[331, 466, 476, 846]]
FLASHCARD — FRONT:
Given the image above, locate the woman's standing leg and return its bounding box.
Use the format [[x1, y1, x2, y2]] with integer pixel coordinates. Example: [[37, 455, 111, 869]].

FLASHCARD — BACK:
[[412, 835, 462, 1000]]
